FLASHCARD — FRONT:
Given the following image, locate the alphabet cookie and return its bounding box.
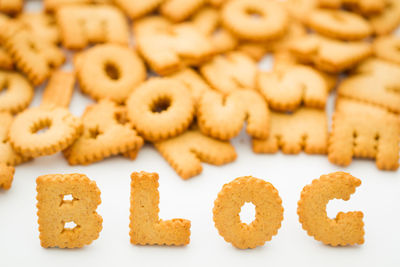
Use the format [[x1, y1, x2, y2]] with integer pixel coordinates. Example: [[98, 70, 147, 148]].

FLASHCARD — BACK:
[[113, 0, 163, 19], [9, 107, 83, 158], [130, 171, 191, 245], [253, 108, 328, 154], [18, 12, 60, 44], [369, 0, 400, 35], [200, 52, 257, 94], [290, 35, 372, 73], [76, 44, 146, 104], [0, 71, 33, 114], [0, 162, 14, 190], [329, 109, 400, 170], [0, 46, 13, 70], [197, 89, 269, 140], [154, 129, 237, 179], [373, 36, 400, 65], [258, 65, 328, 111], [160, 0, 205, 22], [126, 78, 195, 142], [41, 71, 75, 109], [36, 173, 102, 248], [213, 176, 284, 249], [298, 172, 364, 246], [306, 9, 371, 40], [56, 5, 129, 49], [134, 16, 214, 75], [64, 100, 143, 165], [222, 0, 288, 41]]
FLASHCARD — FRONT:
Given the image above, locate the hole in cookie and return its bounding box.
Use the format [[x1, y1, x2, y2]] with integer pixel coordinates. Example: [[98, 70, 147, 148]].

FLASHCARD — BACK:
[[89, 127, 103, 139], [245, 8, 263, 19], [31, 118, 52, 134], [63, 194, 73, 201], [62, 221, 80, 233], [151, 97, 171, 113], [60, 194, 78, 206], [104, 62, 120, 80], [239, 202, 256, 224]]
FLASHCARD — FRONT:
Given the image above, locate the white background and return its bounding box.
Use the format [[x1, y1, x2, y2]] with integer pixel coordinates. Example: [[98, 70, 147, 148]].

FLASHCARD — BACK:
[[1, 1, 400, 266]]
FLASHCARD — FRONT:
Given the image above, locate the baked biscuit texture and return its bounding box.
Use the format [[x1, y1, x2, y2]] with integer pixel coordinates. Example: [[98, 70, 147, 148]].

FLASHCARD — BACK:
[[197, 89, 269, 140], [253, 108, 328, 155], [289, 35, 372, 73], [41, 71, 75, 109], [36, 173, 102, 248], [0, 46, 13, 70], [0, 0, 23, 14], [126, 78, 195, 142], [200, 52, 257, 94], [369, 0, 400, 35], [18, 12, 60, 44], [9, 107, 83, 158], [213, 176, 284, 249], [258, 65, 328, 111], [56, 5, 129, 49], [154, 129, 237, 179], [318, 0, 385, 15], [114, 0, 164, 19], [130, 171, 191, 245], [298, 172, 364, 246], [0, 71, 33, 114], [0, 162, 14, 190], [44, 0, 112, 12], [134, 16, 214, 75], [76, 44, 146, 104], [64, 100, 143, 165], [373, 36, 400, 65]]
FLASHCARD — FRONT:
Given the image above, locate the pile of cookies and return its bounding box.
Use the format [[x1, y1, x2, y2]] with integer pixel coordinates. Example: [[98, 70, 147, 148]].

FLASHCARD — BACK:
[[0, 0, 400, 190]]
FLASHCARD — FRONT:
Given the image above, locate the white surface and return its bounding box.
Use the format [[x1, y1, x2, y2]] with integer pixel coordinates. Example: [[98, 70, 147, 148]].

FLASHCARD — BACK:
[[1, 1, 400, 267]]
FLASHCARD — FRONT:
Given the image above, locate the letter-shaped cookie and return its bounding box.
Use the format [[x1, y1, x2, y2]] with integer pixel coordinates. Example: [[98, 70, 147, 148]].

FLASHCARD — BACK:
[[329, 110, 399, 170], [64, 100, 143, 165], [213, 176, 284, 249], [290, 35, 372, 73], [18, 12, 60, 44], [253, 108, 328, 154], [258, 65, 328, 111], [374, 36, 400, 65], [200, 52, 257, 94], [134, 16, 214, 75], [197, 89, 269, 140], [113, 0, 164, 19], [36, 173, 102, 248], [0, 71, 33, 114], [297, 172, 364, 246], [126, 78, 194, 142], [56, 5, 129, 49], [369, 0, 400, 35], [0, 162, 14, 190], [130, 171, 191, 245], [41, 71, 75, 109], [154, 129, 237, 179]]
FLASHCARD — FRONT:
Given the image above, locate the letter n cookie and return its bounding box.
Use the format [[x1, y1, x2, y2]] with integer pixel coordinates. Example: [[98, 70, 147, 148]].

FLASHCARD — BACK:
[[154, 130, 237, 179], [56, 5, 129, 49], [130, 171, 191, 245], [298, 172, 364, 246], [36, 173, 102, 248], [253, 108, 328, 154]]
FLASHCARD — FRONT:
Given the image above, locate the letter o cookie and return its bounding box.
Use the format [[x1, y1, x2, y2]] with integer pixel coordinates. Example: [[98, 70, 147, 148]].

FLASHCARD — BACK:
[[9, 107, 82, 158], [213, 176, 284, 249], [297, 172, 364, 246], [126, 78, 195, 142], [77, 44, 146, 104], [222, 0, 288, 41]]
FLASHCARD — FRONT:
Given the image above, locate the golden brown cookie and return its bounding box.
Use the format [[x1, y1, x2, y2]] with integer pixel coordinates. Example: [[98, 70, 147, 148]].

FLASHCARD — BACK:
[[221, 0, 288, 41], [337, 59, 400, 113], [41, 71, 75, 109], [0, 46, 13, 70], [0, 162, 14, 190], [126, 78, 195, 142], [200, 52, 257, 94], [306, 9, 371, 40], [253, 108, 328, 154], [319, 0, 385, 15], [258, 65, 328, 111], [298, 172, 364, 246], [0, 71, 33, 114], [36, 173, 102, 248], [289, 35, 372, 73], [76, 44, 146, 104], [18, 12, 60, 44], [44, 0, 112, 12], [130, 171, 191, 245], [373, 36, 400, 65], [64, 100, 143, 165], [134, 16, 214, 75], [160, 0, 205, 22], [154, 129, 237, 179], [56, 5, 129, 49], [0, 0, 23, 14], [197, 89, 269, 140], [9, 107, 83, 158], [213, 176, 283, 249], [369, 0, 400, 35], [284, 0, 318, 23], [329, 108, 400, 170]]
